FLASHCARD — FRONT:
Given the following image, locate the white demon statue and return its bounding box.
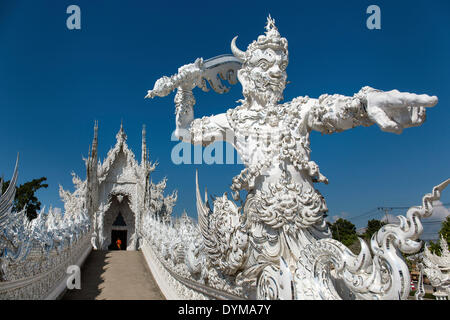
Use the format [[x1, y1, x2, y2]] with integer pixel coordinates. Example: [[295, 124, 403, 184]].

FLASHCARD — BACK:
[[146, 16, 447, 299]]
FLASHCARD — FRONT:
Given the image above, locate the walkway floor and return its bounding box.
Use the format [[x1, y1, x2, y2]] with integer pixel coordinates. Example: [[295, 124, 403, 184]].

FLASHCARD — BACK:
[[63, 250, 165, 300]]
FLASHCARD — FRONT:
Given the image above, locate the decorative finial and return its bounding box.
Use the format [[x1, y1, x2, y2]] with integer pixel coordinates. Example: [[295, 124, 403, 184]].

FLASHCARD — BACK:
[[93, 120, 98, 144], [90, 120, 98, 162], [231, 15, 287, 63], [266, 14, 276, 31], [116, 120, 127, 142], [142, 124, 148, 165]]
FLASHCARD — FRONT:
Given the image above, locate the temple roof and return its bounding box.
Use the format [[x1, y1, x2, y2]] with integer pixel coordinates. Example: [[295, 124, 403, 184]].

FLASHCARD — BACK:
[[97, 124, 143, 183]]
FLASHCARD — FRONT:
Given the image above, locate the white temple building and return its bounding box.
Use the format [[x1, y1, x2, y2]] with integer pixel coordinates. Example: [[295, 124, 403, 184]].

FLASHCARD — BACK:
[[59, 122, 177, 251]]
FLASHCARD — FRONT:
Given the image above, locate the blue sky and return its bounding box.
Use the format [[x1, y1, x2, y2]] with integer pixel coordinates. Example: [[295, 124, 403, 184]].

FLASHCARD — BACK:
[[1, 0, 449, 237]]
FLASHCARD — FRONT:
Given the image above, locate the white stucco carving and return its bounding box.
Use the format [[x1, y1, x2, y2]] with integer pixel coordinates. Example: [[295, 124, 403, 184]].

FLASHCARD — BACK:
[[417, 236, 450, 300], [0, 157, 91, 299], [1, 15, 446, 301], [82, 122, 177, 251], [145, 16, 446, 300], [0, 123, 178, 299]]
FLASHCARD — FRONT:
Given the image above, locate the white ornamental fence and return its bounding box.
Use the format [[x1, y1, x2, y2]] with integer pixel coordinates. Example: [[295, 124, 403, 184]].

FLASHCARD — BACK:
[[140, 212, 244, 300], [139, 179, 450, 300], [1, 157, 448, 300], [0, 159, 92, 300]]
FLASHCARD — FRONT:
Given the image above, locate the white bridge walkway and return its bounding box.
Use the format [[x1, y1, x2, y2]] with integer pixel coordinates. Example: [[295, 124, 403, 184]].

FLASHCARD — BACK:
[[63, 250, 164, 300]]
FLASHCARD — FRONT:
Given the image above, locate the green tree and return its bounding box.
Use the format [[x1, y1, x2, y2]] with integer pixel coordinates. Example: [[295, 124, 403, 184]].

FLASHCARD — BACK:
[[363, 219, 385, 241], [438, 215, 450, 244], [428, 240, 441, 255], [1, 177, 48, 220], [328, 218, 358, 247], [428, 215, 450, 256]]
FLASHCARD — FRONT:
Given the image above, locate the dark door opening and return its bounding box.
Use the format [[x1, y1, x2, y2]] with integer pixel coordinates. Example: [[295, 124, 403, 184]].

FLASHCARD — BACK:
[[109, 230, 127, 250]]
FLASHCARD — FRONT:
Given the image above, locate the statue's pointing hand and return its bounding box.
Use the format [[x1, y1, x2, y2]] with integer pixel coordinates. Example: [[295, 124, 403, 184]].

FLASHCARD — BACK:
[[366, 89, 438, 134]]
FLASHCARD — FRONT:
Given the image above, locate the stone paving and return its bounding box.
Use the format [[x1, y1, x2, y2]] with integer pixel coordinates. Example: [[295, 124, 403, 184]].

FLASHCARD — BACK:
[[63, 250, 165, 300]]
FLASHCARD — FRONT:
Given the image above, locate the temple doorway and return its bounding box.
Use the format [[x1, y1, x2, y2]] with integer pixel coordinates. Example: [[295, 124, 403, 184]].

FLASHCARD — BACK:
[[109, 230, 127, 250], [102, 196, 137, 250], [108, 211, 128, 250]]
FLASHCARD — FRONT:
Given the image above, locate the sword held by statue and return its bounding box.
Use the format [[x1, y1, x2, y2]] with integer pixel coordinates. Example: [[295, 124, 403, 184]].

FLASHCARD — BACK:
[[145, 55, 242, 99]]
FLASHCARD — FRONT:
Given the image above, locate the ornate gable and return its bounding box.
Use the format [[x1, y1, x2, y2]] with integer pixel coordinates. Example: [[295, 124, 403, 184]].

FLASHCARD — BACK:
[[98, 124, 142, 184]]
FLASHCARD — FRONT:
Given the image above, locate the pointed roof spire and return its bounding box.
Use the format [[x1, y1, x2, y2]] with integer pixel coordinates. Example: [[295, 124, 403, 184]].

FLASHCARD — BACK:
[[92, 120, 98, 154], [87, 121, 99, 175], [116, 120, 127, 143], [89, 121, 98, 163], [142, 124, 147, 165]]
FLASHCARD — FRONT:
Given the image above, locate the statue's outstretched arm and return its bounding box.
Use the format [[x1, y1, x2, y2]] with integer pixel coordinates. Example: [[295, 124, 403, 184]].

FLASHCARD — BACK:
[[307, 86, 438, 134]]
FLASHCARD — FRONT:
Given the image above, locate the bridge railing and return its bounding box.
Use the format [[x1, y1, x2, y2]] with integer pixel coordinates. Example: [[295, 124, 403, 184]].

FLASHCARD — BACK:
[[139, 179, 450, 300], [140, 213, 245, 300], [0, 233, 92, 300], [0, 162, 92, 300]]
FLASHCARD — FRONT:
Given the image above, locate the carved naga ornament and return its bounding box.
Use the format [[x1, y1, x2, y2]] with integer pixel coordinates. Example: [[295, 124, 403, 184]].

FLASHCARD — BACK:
[[146, 16, 445, 299], [0, 156, 91, 299]]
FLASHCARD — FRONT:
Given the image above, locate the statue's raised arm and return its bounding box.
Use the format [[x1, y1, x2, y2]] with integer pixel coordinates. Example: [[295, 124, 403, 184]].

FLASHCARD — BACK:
[[146, 55, 242, 146], [173, 86, 232, 146], [305, 86, 438, 134]]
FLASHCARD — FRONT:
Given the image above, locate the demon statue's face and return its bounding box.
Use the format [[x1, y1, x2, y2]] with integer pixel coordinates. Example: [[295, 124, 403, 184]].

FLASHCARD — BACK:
[[239, 47, 288, 106], [231, 16, 289, 107]]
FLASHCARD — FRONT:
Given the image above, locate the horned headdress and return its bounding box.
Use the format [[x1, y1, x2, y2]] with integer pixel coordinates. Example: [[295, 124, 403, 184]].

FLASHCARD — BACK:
[[231, 15, 289, 63]]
